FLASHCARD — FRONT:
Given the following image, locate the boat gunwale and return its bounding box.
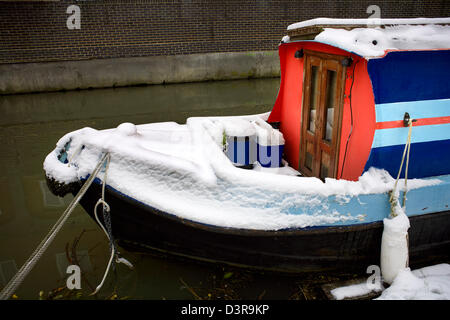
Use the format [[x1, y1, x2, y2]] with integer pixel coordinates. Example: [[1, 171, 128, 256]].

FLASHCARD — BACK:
[[80, 177, 450, 238]]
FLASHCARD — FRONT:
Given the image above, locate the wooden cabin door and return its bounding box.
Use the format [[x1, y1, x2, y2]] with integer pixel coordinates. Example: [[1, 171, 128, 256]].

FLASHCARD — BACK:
[[299, 51, 346, 180]]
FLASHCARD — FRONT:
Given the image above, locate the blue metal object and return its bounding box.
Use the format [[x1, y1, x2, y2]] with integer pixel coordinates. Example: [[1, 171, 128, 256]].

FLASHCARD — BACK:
[[225, 135, 257, 166], [257, 144, 284, 168]]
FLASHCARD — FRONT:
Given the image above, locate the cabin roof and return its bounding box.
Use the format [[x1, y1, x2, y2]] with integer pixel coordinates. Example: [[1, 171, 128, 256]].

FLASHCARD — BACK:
[[284, 17, 450, 58], [287, 17, 450, 32]]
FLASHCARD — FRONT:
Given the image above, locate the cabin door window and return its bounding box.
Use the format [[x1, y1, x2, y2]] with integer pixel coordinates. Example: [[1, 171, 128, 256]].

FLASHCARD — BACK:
[[299, 51, 345, 180]]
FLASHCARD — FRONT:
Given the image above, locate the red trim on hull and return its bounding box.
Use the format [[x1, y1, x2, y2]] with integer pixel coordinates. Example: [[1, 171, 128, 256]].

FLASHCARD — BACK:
[[376, 116, 450, 130]]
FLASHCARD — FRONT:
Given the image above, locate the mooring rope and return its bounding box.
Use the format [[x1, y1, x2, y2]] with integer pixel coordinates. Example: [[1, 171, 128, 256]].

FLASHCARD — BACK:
[[389, 118, 414, 217], [0, 153, 110, 300], [382, 118, 413, 276], [90, 153, 133, 296]]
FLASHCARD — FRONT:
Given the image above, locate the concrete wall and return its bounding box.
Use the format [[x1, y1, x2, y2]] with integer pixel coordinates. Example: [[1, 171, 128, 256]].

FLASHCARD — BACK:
[[0, 51, 280, 94]]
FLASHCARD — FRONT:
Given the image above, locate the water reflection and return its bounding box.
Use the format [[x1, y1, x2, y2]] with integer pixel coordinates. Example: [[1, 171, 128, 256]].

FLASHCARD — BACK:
[[2, 78, 322, 300]]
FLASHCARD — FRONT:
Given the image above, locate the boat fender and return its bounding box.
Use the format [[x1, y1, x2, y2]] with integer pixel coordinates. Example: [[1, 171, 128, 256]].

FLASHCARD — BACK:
[[380, 210, 410, 284]]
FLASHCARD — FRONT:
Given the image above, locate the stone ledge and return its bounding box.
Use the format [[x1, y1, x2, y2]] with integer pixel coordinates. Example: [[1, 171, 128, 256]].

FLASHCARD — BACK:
[[0, 51, 280, 95]]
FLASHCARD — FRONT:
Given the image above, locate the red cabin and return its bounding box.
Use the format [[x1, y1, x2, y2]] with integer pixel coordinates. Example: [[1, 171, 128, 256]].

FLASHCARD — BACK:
[[268, 18, 450, 181]]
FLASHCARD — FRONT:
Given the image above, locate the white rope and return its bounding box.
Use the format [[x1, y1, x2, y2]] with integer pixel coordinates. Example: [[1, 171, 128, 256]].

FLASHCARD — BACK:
[[382, 119, 413, 279], [389, 118, 413, 217], [90, 154, 133, 296], [403, 121, 412, 208], [90, 200, 115, 296]]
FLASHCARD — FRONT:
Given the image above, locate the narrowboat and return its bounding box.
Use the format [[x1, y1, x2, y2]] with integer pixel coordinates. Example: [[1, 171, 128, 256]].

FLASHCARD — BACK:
[[44, 18, 450, 273]]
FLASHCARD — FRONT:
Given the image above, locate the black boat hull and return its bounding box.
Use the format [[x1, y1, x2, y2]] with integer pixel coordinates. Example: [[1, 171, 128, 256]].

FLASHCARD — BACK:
[[76, 180, 450, 274]]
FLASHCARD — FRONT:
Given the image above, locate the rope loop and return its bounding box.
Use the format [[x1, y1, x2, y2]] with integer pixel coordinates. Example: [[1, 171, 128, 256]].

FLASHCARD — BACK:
[[95, 198, 110, 213]]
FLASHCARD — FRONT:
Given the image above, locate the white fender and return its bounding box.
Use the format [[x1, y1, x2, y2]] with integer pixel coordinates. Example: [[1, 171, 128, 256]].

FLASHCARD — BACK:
[[380, 209, 410, 284]]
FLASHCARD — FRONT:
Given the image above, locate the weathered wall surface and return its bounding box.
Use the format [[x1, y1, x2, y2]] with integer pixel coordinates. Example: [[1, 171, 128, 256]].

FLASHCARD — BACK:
[[1, 0, 448, 64], [0, 0, 448, 93], [0, 51, 280, 94]]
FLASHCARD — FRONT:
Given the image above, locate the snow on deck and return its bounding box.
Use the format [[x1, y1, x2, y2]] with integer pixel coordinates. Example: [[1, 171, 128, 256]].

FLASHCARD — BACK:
[[285, 17, 450, 58], [43, 115, 440, 230]]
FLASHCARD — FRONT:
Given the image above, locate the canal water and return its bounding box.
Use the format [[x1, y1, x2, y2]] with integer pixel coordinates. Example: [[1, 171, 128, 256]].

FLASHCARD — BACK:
[[0, 78, 358, 300]]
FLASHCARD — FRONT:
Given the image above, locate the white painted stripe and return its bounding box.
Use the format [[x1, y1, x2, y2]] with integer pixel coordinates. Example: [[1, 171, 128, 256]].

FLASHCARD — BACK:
[[375, 98, 450, 123], [371, 123, 450, 148]]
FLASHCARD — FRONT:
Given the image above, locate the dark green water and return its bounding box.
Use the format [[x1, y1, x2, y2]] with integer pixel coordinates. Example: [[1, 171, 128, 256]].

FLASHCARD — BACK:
[[0, 78, 356, 300]]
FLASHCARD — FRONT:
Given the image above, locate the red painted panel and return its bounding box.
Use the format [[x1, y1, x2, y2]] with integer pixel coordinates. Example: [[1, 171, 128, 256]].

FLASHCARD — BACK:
[[337, 59, 376, 180], [268, 44, 303, 169], [268, 41, 376, 180]]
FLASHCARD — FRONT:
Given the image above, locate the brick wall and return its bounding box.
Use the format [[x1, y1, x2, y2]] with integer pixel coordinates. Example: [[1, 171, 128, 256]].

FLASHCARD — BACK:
[[0, 0, 448, 64]]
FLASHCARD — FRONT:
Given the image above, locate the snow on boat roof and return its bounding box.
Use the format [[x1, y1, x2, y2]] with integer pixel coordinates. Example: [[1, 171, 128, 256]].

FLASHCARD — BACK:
[[287, 17, 450, 30], [285, 17, 450, 58]]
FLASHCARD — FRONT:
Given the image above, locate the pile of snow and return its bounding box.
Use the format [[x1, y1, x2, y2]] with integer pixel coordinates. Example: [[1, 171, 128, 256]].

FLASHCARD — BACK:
[[221, 118, 256, 137], [252, 117, 284, 146], [252, 160, 300, 176], [43, 114, 441, 230], [315, 25, 450, 57], [281, 35, 290, 43], [331, 281, 383, 300], [377, 264, 450, 300], [285, 18, 450, 58], [330, 263, 450, 300]]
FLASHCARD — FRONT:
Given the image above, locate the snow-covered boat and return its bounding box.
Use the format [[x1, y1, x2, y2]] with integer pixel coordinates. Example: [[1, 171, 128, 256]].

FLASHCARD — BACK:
[[44, 18, 450, 273]]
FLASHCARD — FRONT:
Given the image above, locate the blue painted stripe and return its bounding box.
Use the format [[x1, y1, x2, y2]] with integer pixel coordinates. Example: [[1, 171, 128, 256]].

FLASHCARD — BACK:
[[364, 139, 450, 179], [87, 172, 450, 229], [368, 50, 450, 104], [371, 123, 450, 148], [375, 98, 450, 123]]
